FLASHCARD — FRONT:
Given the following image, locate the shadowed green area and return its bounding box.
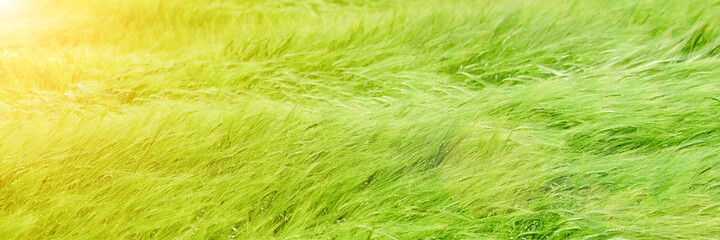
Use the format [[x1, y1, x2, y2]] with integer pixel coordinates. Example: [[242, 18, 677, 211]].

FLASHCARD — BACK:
[[2, 0, 720, 239]]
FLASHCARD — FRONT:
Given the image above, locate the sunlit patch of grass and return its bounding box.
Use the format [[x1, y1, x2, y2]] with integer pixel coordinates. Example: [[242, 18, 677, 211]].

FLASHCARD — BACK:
[[2, 0, 720, 239]]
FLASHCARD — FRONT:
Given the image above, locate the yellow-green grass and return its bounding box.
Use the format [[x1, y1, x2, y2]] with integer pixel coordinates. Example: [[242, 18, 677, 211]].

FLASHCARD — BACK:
[[2, 0, 720, 239]]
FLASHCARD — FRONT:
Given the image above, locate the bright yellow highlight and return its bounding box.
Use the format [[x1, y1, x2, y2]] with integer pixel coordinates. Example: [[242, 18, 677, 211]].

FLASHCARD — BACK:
[[0, 0, 15, 10]]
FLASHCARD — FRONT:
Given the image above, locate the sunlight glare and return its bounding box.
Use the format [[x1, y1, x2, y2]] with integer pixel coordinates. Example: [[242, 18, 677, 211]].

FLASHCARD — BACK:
[[0, 0, 22, 19], [0, 0, 16, 11]]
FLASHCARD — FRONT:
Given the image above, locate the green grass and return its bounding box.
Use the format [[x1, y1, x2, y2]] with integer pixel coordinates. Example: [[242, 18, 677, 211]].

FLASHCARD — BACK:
[[2, 0, 720, 238]]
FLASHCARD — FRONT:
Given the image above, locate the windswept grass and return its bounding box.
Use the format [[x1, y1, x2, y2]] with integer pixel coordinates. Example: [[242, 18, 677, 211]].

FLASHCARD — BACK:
[[2, 0, 720, 239]]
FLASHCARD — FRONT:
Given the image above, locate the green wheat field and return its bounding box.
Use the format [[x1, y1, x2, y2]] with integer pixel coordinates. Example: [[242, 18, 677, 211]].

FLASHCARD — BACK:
[[2, 0, 720, 239]]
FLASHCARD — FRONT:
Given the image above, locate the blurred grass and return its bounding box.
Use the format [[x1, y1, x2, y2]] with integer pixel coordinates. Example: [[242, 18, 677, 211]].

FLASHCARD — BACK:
[[2, 0, 720, 239]]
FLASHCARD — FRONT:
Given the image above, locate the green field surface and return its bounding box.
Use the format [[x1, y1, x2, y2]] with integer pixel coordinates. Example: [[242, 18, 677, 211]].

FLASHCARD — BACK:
[[2, 0, 720, 239]]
